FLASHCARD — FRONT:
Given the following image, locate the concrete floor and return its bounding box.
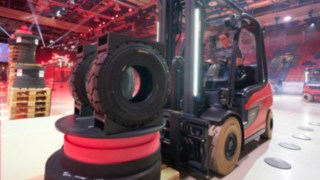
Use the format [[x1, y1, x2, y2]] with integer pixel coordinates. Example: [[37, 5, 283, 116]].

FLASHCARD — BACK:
[[1, 82, 320, 180]]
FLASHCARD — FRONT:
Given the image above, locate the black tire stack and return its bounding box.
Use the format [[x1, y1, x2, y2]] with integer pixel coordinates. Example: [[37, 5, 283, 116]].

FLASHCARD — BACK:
[[86, 42, 169, 130], [9, 29, 46, 88], [68, 44, 97, 116], [45, 33, 169, 180]]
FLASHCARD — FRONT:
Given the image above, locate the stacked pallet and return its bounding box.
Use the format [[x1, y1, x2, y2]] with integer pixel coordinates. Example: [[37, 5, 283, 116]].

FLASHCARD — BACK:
[[7, 63, 16, 104], [7, 39, 18, 103], [7, 26, 49, 119], [9, 88, 51, 120]]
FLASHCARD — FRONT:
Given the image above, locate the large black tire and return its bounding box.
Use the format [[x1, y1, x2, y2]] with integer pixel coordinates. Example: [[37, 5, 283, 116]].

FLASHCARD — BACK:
[[69, 50, 96, 106], [12, 65, 46, 88], [209, 117, 242, 175], [86, 42, 169, 128], [261, 110, 273, 139], [11, 34, 38, 64], [303, 93, 313, 102]]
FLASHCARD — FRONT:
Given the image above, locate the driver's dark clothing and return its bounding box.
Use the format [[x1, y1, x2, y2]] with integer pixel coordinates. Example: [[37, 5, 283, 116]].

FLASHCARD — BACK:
[[206, 45, 242, 81], [213, 46, 242, 65], [206, 46, 255, 91]]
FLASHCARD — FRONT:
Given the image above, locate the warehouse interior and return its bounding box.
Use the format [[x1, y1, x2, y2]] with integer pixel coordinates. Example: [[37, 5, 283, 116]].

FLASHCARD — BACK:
[[1, 0, 320, 180]]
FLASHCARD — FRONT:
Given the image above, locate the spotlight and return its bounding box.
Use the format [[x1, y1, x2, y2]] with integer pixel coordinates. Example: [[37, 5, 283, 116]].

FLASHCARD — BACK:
[[208, 1, 218, 6], [310, 23, 315, 27], [56, 10, 62, 17], [284, 16, 292, 22]]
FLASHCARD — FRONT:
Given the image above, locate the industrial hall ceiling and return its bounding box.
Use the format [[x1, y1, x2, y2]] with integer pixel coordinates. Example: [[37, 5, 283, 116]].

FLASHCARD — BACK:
[[0, 0, 320, 50]]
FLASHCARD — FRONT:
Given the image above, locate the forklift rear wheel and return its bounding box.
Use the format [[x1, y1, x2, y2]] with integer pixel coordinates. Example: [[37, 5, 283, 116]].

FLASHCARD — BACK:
[[261, 110, 273, 139], [303, 93, 313, 102], [210, 117, 242, 175]]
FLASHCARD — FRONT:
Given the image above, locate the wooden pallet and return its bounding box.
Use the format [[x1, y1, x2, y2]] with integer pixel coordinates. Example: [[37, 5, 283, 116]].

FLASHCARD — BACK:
[[7, 62, 16, 104], [9, 87, 51, 120], [13, 63, 43, 67], [10, 103, 50, 112], [160, 164, 180, 180], [10, 111, 50, 120], [10, 104, 51, 120], [10, 88, 51, 101]]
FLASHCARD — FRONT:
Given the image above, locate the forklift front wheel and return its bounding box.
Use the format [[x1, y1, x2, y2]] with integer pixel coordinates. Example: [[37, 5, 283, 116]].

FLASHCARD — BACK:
[[261, 110, 273, 139], [210, 117, 242, 175], [303, 93, 313, 102]]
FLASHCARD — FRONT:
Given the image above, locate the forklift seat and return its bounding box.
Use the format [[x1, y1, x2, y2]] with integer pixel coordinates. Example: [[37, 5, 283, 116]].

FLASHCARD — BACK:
[[204, 90, 221, 107]]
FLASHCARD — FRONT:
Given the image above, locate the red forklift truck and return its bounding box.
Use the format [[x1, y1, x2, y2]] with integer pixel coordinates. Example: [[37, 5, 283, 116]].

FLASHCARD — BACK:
[[303, 67, 320, 102], [159, 0, 273, 176]]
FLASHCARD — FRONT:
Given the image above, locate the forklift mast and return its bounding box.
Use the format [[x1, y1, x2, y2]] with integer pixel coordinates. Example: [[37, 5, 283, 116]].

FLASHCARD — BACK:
[[159, 0, 203, 115]]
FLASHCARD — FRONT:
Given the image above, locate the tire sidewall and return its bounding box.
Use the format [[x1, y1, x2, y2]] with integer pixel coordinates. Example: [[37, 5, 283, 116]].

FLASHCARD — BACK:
[[303, 93, 313, 102], [265, 110, 273, 139], [69, 50, 96, 106], [213, 117, 242, 175], [97, 43, 169, 126]]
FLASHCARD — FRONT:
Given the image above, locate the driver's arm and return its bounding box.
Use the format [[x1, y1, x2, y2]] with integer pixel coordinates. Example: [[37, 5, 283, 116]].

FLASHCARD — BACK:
[[205, 58, 214, 64]]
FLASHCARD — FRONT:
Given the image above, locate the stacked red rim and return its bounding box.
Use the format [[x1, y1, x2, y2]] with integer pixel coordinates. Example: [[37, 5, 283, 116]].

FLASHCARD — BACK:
[[45, 132, 161, 179]]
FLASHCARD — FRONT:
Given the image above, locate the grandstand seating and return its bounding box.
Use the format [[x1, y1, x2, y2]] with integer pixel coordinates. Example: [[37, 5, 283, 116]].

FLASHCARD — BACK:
[[267, 41, 320, 82]]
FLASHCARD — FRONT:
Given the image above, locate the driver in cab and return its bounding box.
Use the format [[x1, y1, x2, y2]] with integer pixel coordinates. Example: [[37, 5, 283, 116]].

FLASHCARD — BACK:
[[205, 31, 255, 90]]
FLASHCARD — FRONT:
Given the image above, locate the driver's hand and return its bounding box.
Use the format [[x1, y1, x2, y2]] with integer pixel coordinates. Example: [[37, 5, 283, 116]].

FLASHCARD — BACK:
[[205, 59, 214, 64], [219, 58, 228, 66]]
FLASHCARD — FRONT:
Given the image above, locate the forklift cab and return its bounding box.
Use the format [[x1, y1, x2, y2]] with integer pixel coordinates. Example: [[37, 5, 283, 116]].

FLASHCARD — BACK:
[[202, 14, 271, 126]]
